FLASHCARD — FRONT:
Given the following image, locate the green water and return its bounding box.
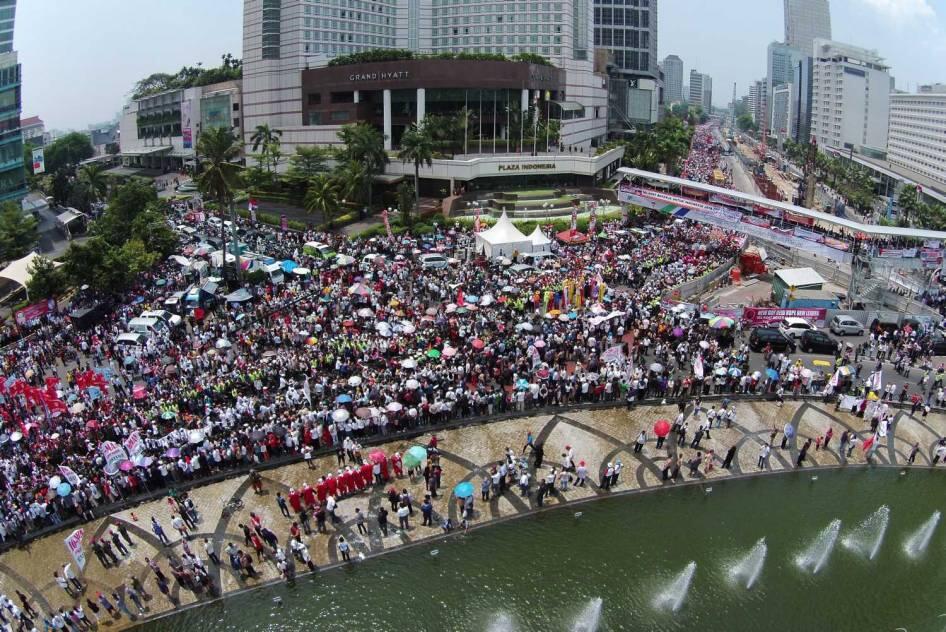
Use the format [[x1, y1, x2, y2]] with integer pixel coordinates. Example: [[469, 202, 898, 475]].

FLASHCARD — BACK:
[[144, 469, 946, 632]]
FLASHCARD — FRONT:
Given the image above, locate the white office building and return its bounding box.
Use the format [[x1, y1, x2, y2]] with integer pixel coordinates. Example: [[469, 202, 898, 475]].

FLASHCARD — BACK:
[[810, 39, 890, 152], [770, 83, 793, 138], [888, 87, 946, 187], [662, 54, 683, 104], [784, 0, 831, 58], [688, 69, 711, 111], [593, 0, 658, 78]]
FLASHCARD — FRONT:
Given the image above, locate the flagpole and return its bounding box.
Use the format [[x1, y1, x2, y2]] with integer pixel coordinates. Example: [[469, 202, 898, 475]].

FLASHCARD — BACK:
[[546, 97, 550, 153], [478, 89, 483, 154], [492, 90, 497, 154]]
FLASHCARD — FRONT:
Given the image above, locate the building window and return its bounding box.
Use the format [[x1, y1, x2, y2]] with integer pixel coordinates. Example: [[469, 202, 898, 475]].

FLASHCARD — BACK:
[[330, 110, 351, 122]]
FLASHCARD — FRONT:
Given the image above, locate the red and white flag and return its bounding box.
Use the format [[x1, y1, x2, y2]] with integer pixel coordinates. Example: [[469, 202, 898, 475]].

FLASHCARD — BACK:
[[382, 209, 393, 240]]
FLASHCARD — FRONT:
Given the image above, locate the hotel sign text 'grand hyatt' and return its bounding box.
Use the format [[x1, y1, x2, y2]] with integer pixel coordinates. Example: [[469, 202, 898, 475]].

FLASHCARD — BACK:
[[349, 70, 410, 82]]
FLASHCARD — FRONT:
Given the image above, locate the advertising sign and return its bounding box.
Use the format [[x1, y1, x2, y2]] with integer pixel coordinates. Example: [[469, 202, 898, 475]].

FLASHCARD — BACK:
[[14, 298, 56, 326], [743, 307, 827, 327], [64, 529, 86, 570], [181, 99, 193, 149], [31, 147, 45, 174], [123, 431, 143, 458], [100, 441, 127, 476]]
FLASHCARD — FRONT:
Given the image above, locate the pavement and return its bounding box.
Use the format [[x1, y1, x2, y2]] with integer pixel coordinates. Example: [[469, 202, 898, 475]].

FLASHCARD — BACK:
[[1, 399, 943, 629]]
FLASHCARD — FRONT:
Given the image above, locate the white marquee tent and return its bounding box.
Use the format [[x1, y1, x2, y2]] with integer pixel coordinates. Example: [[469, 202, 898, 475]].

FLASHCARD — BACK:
[[474, 212, 533, 259], [0, 252, 61, 295], [528, 226, 553, 253]]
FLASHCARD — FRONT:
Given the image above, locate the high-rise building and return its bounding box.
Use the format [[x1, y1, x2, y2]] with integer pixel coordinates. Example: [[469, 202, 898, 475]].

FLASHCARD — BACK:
[[0, 0, 23, 203], [770, 83, 793, 138], [688, 70, 711, 111], [747, 78, 768, 126], [662, 54, 683, 104], [242, 0, 609, 154], [767, 42, 802, 140], [702, 74, 712, 113], [810, 39, 890, 152], [888, 88, 946, 186], [593, 0, 657, 78], [784, 0, 831, 57]]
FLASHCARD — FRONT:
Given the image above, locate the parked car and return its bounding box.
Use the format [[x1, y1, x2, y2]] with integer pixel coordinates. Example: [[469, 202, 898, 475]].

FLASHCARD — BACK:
[[140, 309, 183, 328], [303, 241, 336, 260], [115, 332, 148, 347], [419, 253, 448, 270], [749, 327, 796, 352], [778, 317, 815, 339], [800, 330, 838, 354], [829, 315, 865, 336]]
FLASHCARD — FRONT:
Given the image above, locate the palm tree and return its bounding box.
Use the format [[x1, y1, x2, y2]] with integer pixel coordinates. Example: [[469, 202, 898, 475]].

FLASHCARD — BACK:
[[334, 160, 366, 207], [397, 123, 434, 223], [78, 164, 108, 206], [196, 127, 242, 281], [250, 124, 282, 172], [304, 173, 340, 227], [338, 122, 388, 216]]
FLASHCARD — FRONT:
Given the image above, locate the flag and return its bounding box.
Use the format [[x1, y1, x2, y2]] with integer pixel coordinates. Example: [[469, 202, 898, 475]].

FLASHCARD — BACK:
[[828, 369, 840, 388], [865, 369, 882, 392], [601, 344, 625, 365], [303, 377, 312, 408], [693, 354, 704, 380], [59, 465, 81, 486], [382, 209, 393, 240], [570, 206, 578, 237], [248, 198, 258, 222]]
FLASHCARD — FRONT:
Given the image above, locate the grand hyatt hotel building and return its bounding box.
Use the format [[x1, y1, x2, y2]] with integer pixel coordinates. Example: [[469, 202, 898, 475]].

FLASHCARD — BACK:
[[242, 0, 622, 191]]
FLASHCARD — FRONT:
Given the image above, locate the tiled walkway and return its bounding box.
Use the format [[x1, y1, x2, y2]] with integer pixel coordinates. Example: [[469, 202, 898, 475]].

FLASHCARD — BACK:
[[2, 400, 942, 629]]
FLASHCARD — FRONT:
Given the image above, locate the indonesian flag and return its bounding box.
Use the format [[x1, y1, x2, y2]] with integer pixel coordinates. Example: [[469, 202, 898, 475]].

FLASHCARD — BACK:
[[248, 198, 258, 222]]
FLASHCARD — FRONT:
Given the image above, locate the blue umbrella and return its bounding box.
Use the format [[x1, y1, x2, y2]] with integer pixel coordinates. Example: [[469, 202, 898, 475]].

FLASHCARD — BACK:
[[56, 482, 72, 497], [454, 481, 475, 498], [281, 260, 298, 273], [783, 423, 795, 438], [568, 311, 578, 320], [465, 295, 480, 304], [765, 368, 779, 381], [335, 394, 353, 404]]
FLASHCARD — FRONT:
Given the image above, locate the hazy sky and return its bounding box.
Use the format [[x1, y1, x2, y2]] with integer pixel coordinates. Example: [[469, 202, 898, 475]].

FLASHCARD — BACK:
[[16, 0, 946, 130]]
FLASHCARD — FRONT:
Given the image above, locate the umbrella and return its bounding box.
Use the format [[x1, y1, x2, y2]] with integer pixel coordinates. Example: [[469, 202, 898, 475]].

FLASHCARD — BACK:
[[765, 368, 779, 381], [698, 340, 710, 350], [558, 314, 570, 322], [653, 419, 671, 437], [165, 447, 181, 458], [335, 254, 356, 266], [442, 345, 457, 358], [471, 339, 485, 350], [356, 307, 375, 318], [132, 385, 147, 400], [454, 481, 475, 499], [293, 267, 311, 275], [119, 460, 134, 472], [355, 407, 374, 419], [161, 410, 177, 420], [800, 368, 813, 378], [516, 322, 534, 332], [369, 449, 386, 464], [533, 340, 546, 349], [728, 367, 743, 377], [648, 363, 664, 373], [188, 430, 204, 444], [336, 394, 353, 404], [405, 379, 421, 390], [342, 319, 355, 328], [215, 338, 232, 349], [349, 282, 372, 297], [403, 445, 427, 467], [714, 367, 728, 376], [386, 402, 403, 412], [709, 316, 735, 329], [401, 358, 417, 369], [332, 409, 350, 422], [56, 482, 72, 497], [69, 402, 86, 414], [783, 423, 795, 438], [426, 348, 441, 359], [400, 322, 416, 334], [9, 432, 21, 442], [348, 376, 363, 387], [49, 476, 62, 488], [672, 327, 684, 337], [867, 391, 879, 401], [425, 307, 438, 316], [281, 260, 298, 273]]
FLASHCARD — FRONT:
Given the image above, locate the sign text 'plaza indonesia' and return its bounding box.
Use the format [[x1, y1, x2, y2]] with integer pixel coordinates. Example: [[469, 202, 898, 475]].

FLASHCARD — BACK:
[[348, 70, 410, 82], [498, 163, 556, 172]]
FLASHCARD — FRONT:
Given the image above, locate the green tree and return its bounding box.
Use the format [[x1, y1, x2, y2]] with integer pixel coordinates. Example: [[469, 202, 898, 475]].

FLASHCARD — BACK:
[[396, 181, 415, 228], [0, 202, 38, 262], [397, 123, 434, 221], [77, 164, 108, 207], [95, 238, 158, 292], [737, 113, 757, 132], [652, 116, 692, 175], [249, 124, 282, 173], [337, 122, 388, 214], [43, 132, 94, 174], [288, 146, 330, 178], [196, 127, 243, 280], [25, 255, 67, 299], [304, 173, 340, 227], [131, 206, 178, 257], [95, 179, 158, 244], [334, 160, 367, 205]]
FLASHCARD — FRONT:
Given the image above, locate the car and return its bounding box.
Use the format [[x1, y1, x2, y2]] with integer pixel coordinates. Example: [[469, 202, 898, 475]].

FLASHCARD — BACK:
[[749, 327, 796, 353], [829, 315, 864, 336], [127, 316, 169, 337], [207, 217, 223, 229], [778, 317, 815, 339], [303, 241, 336, 260], [800, 330, 838, 354], [115, 332, 148, 347], [140, 309, 183, 328], [419, 253, 448, 270]]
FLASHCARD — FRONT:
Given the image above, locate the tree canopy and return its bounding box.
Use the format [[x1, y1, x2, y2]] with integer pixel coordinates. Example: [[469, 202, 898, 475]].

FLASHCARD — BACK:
[[42, 132, 94, 174], [132, 54, 242, 99], [0, 202, 38, 263]]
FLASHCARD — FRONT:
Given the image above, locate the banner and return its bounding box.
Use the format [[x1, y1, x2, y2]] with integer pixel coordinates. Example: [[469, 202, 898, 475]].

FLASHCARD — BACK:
[[600, 344, 625, 365], [181, 99, 193, 149], [382, 209, 393, 239], [64, 529, 86, 570], [693, 354, 704, 380], [743, 307, 827, 327], [31, 147, 45, 174], [280, 214, 288, 232], [784, 210, 815, 227], [570, 205, 577, 236], [58, 465, 81, 486], [14, 298, 56, 326], [793, 227, 823, 243], [100, 441, 127, 476], [878, 247, 918, 259], [248, 198, 258, 222], [123, 431, 143, 458]]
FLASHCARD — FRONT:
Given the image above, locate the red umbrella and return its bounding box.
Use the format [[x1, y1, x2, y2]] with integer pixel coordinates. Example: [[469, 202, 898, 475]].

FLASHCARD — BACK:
[[369, 450, 386, 464], [471, 339, 485, 350], [653, 419, 671, 437]]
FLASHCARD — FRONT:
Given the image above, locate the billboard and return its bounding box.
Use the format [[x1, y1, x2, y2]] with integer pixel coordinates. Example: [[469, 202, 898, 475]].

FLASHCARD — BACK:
[[181, 99, 193, 149], [31, 147, 45, 174], [201, 93, 232, 131]]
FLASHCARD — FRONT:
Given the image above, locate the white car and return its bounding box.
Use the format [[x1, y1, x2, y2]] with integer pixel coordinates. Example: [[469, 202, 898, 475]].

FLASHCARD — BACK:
[[140, 309, 183, 328], [829, 315, 865, 336], [419, 253, 448, 270], [778, 317, 815, 339]]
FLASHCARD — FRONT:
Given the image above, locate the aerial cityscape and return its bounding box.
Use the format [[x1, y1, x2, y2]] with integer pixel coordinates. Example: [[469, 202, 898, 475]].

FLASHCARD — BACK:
[[0, 0, 943, 630]]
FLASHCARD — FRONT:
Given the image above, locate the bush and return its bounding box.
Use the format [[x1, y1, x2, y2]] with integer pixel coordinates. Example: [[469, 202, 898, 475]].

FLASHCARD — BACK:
[[327, 48, 551, 68]]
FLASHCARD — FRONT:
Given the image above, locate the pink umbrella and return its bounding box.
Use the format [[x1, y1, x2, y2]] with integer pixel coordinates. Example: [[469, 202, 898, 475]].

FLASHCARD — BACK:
[[471, 339, 485, 350], [132, 384, 147, 400], [119, 460, 134, 472], [442, 346, 457, 358], [533, 340, 546, 348], [653, 420, 671, 437]]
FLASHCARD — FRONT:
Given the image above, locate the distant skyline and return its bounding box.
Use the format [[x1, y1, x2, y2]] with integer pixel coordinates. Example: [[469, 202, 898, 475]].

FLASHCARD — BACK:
[[15, 0, 946, 130]]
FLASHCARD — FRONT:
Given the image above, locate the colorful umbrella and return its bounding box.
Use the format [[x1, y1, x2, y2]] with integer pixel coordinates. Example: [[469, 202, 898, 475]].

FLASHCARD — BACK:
[[471, 339, 485, 350], [653, 419, 671, 437], [336, 394, 353, 404], [453, 481, 475, 498], [765, 368, 779, 381], [56, 482, 72, 497], [369, 450, 386, 464], [672, 327, 684, 337], [403, 445, 427, 468], [709, 316, 735, 329], [426, 348, 442, 359], [119, 460, 134, 472]]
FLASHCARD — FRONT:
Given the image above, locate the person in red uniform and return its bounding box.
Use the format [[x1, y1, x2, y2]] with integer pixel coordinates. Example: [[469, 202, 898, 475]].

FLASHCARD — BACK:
[[359, 461, 374, 489], [316, 477, 328, 503], [288, 488, 303, 514], [325, 473, 338, 497], [302, 483, 316, 508], [339, 468, 353, 496], [391, 452, 403, 477]]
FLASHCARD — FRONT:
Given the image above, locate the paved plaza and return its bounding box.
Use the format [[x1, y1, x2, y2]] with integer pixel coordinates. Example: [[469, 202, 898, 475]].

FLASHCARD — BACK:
[[1, 399, 943, 629]]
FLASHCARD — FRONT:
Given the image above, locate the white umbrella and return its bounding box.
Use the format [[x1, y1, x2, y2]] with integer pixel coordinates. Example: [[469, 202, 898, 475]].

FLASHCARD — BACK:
[[188, 430, 205, 444], [386, 402, 404, 412], [445, 303, 458, 314], [500, 258, 513, 266], [348, 376, 363, 387], [335, 254, 356, 266], [215, 338, 232, 349], [698, 340, 710, 350], [375, 322, 392, 337], [331, 409, 350, 422], [49, 476, 61, 489], [293, 267, 311, 275], [399, 322, 416, 334], [480, 294, 495, 306], [356, 307, 374, 318], [401, 358, 417, 369], [69, 402, 86, 414], [405, 378, 421, 390], [515, 322, 534, 332]]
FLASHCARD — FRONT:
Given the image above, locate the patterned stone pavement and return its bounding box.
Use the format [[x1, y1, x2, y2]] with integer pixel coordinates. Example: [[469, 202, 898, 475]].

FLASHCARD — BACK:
[[2, 399, 944, 629]]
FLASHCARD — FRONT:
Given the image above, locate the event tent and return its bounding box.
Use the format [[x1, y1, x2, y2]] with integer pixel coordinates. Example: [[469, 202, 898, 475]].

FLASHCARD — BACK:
[[474, 212, 533, 258], [528, 226, 553, 253], [0, 252, 61, 294]]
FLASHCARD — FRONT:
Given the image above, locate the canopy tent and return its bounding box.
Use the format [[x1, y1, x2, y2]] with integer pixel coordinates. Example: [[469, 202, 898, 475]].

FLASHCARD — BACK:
[[528, 226, 553, 253], [0, 252, 62, 293], [474, 211, 532, 259], [556, 229, 589, 245]]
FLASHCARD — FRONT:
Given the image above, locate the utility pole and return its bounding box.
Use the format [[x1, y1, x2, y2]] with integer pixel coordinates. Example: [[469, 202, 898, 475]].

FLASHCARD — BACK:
[[730, 82, 737, 133]]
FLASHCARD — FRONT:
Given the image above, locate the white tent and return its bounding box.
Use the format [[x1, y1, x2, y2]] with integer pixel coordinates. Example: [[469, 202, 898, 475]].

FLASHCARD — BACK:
[[474, 212, 532, 259], [0, 252, 61, 293], [528, 226, 553, 253]]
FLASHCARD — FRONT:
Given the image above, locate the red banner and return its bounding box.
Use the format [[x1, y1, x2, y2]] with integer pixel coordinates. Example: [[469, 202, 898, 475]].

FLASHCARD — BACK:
[[15, 299, 56, 326], [784, 211, 815, 227]]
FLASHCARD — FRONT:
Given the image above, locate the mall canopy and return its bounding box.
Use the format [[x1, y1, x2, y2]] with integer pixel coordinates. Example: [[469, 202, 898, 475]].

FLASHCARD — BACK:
[[0, 252, 61, 293], [528, 226, 553, 253], [474, 211, 532, 258]]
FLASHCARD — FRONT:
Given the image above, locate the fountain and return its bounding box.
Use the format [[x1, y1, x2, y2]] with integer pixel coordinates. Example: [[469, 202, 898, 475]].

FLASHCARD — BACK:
[[653, 562, 696, 612], [841, 505, 890, 561], [796, 519, 842, 574], [904, 511, 941, 560], [729, 538, 767, 589], [487, 613, 517, 632], [570, 597, 603, 632]]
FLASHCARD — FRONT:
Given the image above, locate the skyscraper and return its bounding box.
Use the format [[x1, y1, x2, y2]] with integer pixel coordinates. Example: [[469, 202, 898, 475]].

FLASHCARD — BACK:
[[0, 0, 24, 203], [593, 0, 658, 77], [662, 55, 684, 104], [688, 69, 711, 110], [784, 0, 831, 56]]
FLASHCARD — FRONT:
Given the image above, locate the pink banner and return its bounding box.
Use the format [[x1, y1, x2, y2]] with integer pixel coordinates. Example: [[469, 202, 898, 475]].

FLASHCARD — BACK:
[[743, 307, 827, 327], [15, 299, 56, 326]]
